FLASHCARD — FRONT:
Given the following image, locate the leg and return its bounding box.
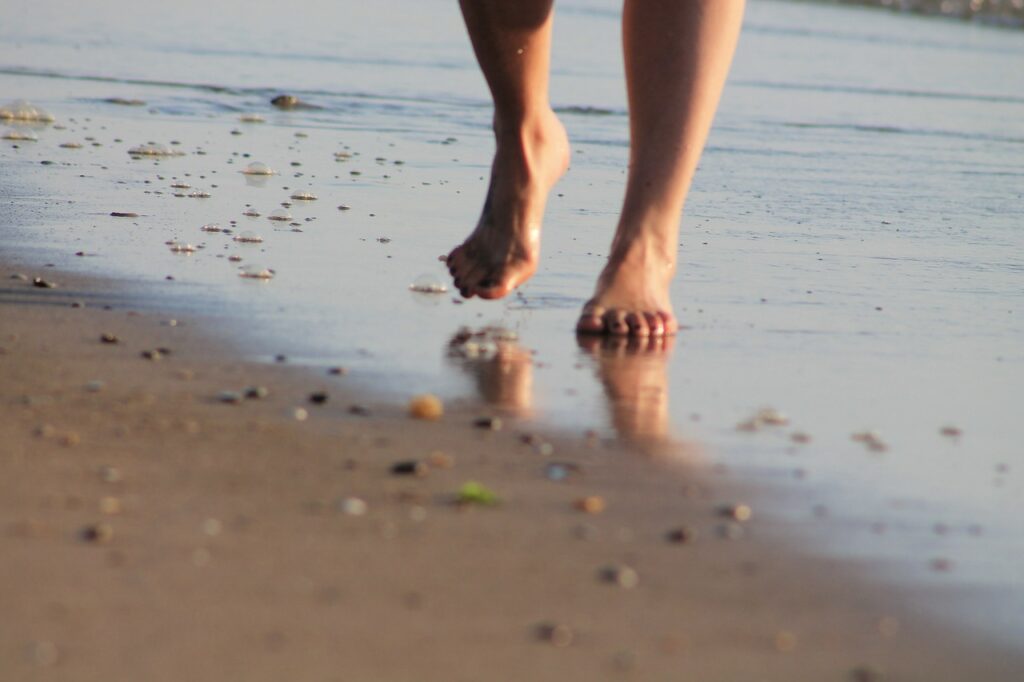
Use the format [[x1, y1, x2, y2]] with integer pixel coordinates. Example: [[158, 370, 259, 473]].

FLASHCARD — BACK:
[[577, 0, 745, 336], [447, 0, 570, 299]]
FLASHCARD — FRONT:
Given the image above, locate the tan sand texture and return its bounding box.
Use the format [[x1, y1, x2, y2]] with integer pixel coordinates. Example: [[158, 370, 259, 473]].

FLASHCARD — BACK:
[[2, 264, 1020, 681]]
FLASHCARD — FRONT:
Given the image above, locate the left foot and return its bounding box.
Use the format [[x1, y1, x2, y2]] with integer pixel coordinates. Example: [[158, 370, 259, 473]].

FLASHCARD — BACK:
[[576, 227, 679, 337]]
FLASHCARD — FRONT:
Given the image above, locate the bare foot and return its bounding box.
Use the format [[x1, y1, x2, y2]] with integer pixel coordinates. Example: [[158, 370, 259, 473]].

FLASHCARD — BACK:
[[576, 228, 679, 337], [447, 111, 569, 299]]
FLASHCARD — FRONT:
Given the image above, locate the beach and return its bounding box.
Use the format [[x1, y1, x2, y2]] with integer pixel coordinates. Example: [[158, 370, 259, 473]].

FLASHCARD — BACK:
[[2, 0, 1023, 679]]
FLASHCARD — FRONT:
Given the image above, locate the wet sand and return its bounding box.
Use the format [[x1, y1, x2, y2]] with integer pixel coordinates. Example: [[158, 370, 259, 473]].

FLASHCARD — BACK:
[[2, 262, 1021, 681]]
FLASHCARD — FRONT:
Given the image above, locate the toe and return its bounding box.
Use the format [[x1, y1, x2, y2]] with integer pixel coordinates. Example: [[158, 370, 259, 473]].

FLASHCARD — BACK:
[[475, 274, 512, 300], [576, 302, 606, 335], [625, 312, 650, 337], [643, 312, 665, 337], [603, 310, 630, 336], [658, 311, 679, 336]]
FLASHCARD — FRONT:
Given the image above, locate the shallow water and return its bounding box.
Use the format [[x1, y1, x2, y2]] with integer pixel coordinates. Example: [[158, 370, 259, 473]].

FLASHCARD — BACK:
[[2, 0, 1023, 650]]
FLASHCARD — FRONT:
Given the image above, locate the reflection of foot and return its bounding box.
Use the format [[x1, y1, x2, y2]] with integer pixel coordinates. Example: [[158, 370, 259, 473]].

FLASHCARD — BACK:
[[448, 328, 533, 416], [576, 227, 679, 337], [447, 111, 569, 300], [577, 334, 674, 448]]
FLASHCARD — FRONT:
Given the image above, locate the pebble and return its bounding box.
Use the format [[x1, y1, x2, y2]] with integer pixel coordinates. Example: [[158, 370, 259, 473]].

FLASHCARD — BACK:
[[244, 386, 270, 400], [97, 465, 122, 483], [666, 526, 697, 544], [80, 523, 114, 543], [200, 223, 223, 232], [60, 432, 81, 447], [32, 277, 57, 289], [292, 407, 309, 421], [327, 366, 348, 376], [852, 431, 888, 452], [238, 265, 275, 279], [267, 209, 292, 222], [242, 161, 274, 175], [790, 431, 811, 444], [473, 416, 503, 431], [574, 496, 606, 514], [391, 460, 429, 477], [719, 503, 752, 522], [290, 191, 317, 201], [110, 211, 139, 218], [408, 394, 444, 420], [308, 391, 329, 405], [34, 424, 56, 439], [940, 426, 962, 438], [99, 496, 121, 515], [218, 391, 244, 404], [600, 564, 639, 589], [535, 622, 574, 648], [100, 332, 119, 344], [140, 349, 163, 361], [338, 497, 368, 516]]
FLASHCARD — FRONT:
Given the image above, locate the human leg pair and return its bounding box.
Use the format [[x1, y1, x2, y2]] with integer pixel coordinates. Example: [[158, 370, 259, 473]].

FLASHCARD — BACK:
[[448, 0, 745, 336]]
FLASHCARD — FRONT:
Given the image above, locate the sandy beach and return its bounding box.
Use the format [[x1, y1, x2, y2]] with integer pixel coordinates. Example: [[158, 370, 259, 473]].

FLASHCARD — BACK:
[[2, 0, 1023, 679], [2, 262, 1020, 681]]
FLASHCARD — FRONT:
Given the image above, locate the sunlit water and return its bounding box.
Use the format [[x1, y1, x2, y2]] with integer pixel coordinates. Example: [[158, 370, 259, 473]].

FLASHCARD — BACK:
[[2, 0, 1022, 650]]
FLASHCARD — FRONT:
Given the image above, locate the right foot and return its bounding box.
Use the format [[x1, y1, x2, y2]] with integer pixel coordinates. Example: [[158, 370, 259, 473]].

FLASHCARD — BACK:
[[447, 111, 569, 299]]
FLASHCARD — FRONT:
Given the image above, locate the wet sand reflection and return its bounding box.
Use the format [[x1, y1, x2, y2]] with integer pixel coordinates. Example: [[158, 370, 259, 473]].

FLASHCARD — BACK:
[[447, 326, 677, 451], [576, 334, 674, 451]]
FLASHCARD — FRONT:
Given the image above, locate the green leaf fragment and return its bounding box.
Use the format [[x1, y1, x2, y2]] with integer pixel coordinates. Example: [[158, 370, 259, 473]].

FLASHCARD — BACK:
[[457, 481, 500, 506]]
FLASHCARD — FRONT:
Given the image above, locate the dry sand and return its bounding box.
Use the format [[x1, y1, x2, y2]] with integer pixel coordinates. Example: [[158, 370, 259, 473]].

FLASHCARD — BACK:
[[2, 262, 1020, 681]]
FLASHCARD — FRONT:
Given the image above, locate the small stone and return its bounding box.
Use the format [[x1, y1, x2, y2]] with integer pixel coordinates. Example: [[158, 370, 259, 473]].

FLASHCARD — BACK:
[[110, 211, 139, 218], [338, 497, 368, 516], [244, 386, 270, 400], [80, 523, 114, 543], [757, 407, 789, 426], [85, 380, 105, 393], [391, 460, 429, 477], [327, 366, 348, 376], [34, 424, 56, 439], [308, 391, 329, 405], [790, 431, 811, 444], [719, 504, 752, 522], [940, 426, 962, 438], [99, 496, 121, 515], [292, 407, 309, 421], [141, 349, 163, 361], [536, 622, 574, 648], [100, 332, 119, 344], [348, 405, 370, 416], [473, 416, 503, 431], [408, 394, 444, 420], [59, 432, 80, 447], [97, 465, 122, 483], [32, 277, 57, 289], [218, 391, 244, 404], [574, 496, 606, 514], [600, 565, 639, 589], [852, 430, 888, 452], [666, 526, 697, 544]]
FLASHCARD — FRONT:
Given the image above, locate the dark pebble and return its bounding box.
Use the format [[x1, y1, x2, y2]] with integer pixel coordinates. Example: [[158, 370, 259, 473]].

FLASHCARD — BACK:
[[391, 460, 428, 477], [308, 391, 329, 405]]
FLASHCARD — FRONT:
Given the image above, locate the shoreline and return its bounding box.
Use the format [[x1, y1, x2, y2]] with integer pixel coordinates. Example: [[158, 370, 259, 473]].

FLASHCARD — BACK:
[[2, 258, 1020, 680]]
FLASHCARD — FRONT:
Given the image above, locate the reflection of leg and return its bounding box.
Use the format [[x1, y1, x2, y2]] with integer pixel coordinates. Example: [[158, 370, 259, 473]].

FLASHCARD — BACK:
[[577, 335, 674, 447], [578, 0, 745, 337], [447, 1, 570, 300]]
